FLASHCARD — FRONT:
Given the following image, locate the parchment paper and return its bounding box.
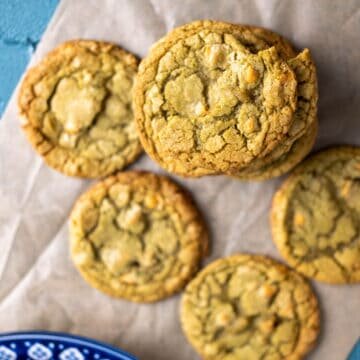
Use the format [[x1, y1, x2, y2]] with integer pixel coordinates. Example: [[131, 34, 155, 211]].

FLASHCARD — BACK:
[[0, 0, 359, 359]]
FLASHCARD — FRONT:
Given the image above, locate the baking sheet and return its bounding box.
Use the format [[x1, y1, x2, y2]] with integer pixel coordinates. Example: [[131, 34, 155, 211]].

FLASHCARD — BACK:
[[0, 0, 359, 359]]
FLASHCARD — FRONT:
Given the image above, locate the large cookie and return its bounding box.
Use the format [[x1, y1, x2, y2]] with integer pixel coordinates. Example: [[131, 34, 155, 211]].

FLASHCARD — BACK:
[[19, 40, 142, 178], [181, 254, 319, 360], [271, 147, 360, 283], [134, 20, 317, 177], [70, 171, 208, 302]]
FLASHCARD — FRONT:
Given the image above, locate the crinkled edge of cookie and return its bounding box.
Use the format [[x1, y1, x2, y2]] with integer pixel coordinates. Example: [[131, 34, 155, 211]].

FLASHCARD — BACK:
[[18, 39, 143, 178], [133, 20, 298, 177], [233, 119, 318, 181], [180, 254, 320, 360], [70, 170, 209, 302], [271, 146, 360, 283]]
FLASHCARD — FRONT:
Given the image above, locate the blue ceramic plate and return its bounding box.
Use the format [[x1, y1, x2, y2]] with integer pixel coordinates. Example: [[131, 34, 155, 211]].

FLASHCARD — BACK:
[[0, 331, 137, 360], [348, 339, 360, 360]]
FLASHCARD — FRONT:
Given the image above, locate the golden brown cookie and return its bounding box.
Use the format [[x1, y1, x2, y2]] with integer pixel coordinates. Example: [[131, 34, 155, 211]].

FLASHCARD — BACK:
[[70, 171, 208, 302], [181, 254, 320, 360], [19, 40, 142, 178], [271, 146, 360, 283], [134, 20, 317, 177]]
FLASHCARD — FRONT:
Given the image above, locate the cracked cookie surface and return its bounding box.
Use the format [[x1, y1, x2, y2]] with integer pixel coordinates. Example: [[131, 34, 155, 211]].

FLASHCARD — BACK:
[[134, 20, 317, 177], [234, 120, 317, 181], [232, 49, 318, 180], [19, 40, 142, 178], [181, 254, 319, 360], [271, 147, 360, 283], [70, 171, 208, 302]]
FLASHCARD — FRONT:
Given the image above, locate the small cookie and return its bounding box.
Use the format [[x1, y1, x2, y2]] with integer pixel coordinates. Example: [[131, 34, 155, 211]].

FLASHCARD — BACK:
[[181, 254, 319, 360], [70, 171, 208, 302], [271, 146, 360, 283], [134, 20, 317, 177], [19, 40, 142, 178], [234, 119, 317, 181]]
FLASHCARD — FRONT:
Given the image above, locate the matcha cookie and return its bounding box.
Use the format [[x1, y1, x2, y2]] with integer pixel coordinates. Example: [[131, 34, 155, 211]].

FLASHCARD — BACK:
[[70, 171, 208, 302], [271, 147, 360, 283], [134, 20, 318, 177], [181, 254, 319, 360], [19, 40, 142, 178]]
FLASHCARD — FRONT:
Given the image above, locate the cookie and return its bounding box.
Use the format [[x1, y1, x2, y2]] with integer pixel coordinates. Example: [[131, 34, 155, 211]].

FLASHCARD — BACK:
[[271, 146, 360, 283], [134, 20, 317, 177], [234, 119, 317, 181], [231, 49, 318, 180], [18, 40, 142, 178], [70, 171, 208, 302], [181, 254, 319, 360]]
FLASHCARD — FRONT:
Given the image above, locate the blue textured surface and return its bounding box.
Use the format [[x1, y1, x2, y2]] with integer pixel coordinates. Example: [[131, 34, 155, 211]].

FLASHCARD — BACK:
[[0, 0, 58, 115]]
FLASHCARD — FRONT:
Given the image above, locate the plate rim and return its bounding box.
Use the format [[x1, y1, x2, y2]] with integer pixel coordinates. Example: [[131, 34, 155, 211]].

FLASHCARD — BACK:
[[0, 330, 137, 360]]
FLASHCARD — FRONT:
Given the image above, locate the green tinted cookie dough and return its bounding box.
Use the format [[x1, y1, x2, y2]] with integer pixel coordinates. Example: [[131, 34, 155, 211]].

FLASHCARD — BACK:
[[70, 171, 208, 302], [19, 40, 142, 178], [272, 147, 360, 283], [181, 254, 319, 360], [134, 20, 318, 177]]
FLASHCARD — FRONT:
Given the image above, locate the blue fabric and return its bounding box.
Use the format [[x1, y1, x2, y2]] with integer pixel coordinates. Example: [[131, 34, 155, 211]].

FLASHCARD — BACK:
[[0, 0, 58, 115]]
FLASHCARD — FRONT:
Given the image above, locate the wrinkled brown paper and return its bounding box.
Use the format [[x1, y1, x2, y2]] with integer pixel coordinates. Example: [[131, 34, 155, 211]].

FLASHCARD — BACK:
[[0, 1, 359, 359]]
